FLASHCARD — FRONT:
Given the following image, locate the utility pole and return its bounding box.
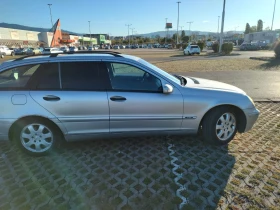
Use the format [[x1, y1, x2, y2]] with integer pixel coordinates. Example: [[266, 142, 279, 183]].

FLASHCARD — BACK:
[[176, 1, 181, 45], [271, 0, 276, 30], [165, 18, 168, 44], [217, 16, 220, 34], [47, 4, 53, 29], [125, 24, 132, 46], [219, 0, 226, 53], [88, 21, 92, 48], [187, 21, 193, 42]]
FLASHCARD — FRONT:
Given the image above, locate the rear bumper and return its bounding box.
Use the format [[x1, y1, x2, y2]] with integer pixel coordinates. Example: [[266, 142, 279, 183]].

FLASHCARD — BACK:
[[244, 108, 260, 132]]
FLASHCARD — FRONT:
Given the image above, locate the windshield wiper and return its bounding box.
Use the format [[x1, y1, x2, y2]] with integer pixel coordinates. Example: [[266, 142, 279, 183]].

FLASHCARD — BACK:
[[173, 74, 187, 86]]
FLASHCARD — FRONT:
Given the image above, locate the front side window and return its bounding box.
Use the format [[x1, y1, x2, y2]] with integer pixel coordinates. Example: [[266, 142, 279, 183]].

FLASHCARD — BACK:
[[0, 64, 41, 89], [106, 62, 162, 92]]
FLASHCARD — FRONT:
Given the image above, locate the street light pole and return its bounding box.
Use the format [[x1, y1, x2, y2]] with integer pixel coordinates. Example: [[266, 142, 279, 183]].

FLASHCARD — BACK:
[[217, 16, 220, 34], [125, 24, 132, 46], [187, 21, 193, 42], [131, 28, 135, 45], [88, 21, 92, 48], [176, 1, 181, 45], [47, 4, 53, 29], [271, 0, 276, 30], [219, 0, 226, 53], [165, 18, 168, 44]]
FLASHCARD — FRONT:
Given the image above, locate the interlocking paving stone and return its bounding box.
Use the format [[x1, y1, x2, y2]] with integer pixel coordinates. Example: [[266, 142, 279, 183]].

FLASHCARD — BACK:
[[0, 102, 279, 209]]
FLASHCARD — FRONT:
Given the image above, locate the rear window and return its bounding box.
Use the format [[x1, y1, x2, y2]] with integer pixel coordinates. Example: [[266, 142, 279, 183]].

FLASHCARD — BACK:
[[0, 64, 40, 89], [44, 49, 50, 52], [191, 46, 199, 49]]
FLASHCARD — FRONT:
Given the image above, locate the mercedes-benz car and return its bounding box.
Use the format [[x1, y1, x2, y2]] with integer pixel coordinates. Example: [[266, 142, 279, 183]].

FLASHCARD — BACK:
[[0, 51, 259, 155]]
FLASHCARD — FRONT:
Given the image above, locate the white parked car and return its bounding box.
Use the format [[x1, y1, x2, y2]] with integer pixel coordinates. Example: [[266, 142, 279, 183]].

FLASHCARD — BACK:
[[0, 45, 15, 57], [42, 48, 64, 54], [113, 45, 120, 49], [184, 45, 201, 55]]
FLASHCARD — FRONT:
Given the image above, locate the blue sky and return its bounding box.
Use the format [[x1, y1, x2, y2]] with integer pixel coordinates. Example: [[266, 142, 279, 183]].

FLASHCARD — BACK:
[[0, 0, 279, 35]]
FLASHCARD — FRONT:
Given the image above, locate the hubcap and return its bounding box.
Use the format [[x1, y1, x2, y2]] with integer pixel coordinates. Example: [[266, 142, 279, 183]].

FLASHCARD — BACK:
[[216, 113, 236, 141], [20, 123, 53, 153]]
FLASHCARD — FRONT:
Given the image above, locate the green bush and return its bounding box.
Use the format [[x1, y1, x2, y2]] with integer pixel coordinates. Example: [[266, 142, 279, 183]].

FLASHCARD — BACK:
[[197, 42, 205, 51], [212, 43, 219, 53], [182, 43, 188, 50], [222, 43, 233, 54], [274, 42, 280, 58]]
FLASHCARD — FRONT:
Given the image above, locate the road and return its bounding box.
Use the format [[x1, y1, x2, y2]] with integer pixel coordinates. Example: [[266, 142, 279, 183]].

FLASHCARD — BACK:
[[177, 70, 280, 101]]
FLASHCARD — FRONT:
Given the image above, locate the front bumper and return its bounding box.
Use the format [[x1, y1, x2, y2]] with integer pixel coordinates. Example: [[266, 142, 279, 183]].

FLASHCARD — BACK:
[[244, 108, 260, 132]]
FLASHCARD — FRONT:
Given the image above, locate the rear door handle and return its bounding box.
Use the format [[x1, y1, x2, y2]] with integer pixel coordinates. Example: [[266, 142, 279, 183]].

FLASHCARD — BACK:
[[110, 96, 126, 101], [43, 95, 60, 101]]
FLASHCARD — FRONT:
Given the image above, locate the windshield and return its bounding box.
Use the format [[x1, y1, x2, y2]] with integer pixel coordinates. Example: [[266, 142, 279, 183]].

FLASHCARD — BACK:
[[138, 59, 181, 85]]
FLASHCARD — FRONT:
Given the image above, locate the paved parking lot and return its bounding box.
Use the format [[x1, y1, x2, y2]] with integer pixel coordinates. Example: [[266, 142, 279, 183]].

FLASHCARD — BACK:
[[0, 102, 279, 210]]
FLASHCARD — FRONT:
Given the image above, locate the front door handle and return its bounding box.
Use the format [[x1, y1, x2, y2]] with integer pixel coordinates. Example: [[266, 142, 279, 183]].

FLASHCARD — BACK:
[[43, 95, 60, 101], [110, 96, 126, 101]]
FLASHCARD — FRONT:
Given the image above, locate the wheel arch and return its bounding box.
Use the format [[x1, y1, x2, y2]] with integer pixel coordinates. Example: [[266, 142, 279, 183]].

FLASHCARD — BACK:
[[199, 104, 247, 133], [8, 115, 65, 141]]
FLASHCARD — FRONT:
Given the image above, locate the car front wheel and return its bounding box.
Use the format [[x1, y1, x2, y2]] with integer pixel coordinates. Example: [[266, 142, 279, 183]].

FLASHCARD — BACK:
[[202, 107, 237, 145], [15, 119, 58, 155]]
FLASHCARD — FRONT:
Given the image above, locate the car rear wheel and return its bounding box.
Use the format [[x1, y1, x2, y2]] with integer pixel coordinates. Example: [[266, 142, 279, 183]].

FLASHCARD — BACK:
[[202, 107, 237, 145], [15, 119, 58, 155]]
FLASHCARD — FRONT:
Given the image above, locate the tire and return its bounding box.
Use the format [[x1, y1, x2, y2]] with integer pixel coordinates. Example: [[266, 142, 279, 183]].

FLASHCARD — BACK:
[[11, 52, 14, 56], [14, 118, 59, 156], [188, 51, 191, 55], [183, 51, 186, 55], [202, 107, 237, 145]]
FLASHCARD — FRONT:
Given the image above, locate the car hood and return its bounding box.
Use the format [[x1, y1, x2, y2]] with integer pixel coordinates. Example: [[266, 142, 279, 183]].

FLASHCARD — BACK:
[[183, 76, 246, 94]]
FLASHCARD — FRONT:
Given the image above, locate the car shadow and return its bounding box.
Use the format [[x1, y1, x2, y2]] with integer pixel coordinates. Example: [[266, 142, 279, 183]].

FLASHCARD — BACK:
[[0, 135, 235, 209]]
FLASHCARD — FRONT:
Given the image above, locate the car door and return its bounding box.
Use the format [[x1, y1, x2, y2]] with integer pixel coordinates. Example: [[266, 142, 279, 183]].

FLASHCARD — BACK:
[[29, 61, 110, 136], [102, 61, 184, 133]]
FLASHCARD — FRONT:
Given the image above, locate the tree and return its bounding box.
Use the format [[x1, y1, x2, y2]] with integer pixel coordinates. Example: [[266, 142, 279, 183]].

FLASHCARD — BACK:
[[250, 26, 257, 33], [155, 35, 160, 43], [172, 33, 176, 41], [245, 23, 251, 34], [257, 19, 263, 32], [181, 30, 185, 38], [182, 36, 189, 43]]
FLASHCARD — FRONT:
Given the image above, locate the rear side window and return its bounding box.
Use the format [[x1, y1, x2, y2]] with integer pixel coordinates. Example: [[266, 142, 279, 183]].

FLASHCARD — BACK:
[[60, 62, 110, 90], [28, 63, 60, 90], [0, 64, 41, 89]]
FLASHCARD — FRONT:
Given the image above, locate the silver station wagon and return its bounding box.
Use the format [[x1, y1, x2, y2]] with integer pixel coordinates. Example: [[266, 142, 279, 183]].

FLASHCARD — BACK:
[[0, 52, 259, 155]]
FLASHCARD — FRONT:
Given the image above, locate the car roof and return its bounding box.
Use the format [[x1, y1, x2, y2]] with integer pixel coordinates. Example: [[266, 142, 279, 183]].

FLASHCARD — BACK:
[[0, 53, 142, 70]]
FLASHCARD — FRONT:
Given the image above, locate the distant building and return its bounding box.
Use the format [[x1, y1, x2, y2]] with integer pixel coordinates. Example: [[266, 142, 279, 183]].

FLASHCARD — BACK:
[[244, 31, 280, 43], [83, 34, 111, 45], [0, 19, 80, 47]]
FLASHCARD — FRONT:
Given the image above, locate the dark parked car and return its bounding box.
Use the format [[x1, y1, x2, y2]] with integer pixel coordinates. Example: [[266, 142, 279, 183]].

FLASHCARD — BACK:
[[239, 43, 261, 51]]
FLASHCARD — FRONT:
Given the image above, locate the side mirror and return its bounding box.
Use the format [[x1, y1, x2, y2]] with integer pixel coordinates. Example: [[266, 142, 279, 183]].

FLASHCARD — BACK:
[[163, 84, 173, 94]]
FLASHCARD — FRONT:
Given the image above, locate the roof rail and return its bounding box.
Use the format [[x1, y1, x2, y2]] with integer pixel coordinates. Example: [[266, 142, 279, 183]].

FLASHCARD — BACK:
[[13, 50, 122, 61]]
